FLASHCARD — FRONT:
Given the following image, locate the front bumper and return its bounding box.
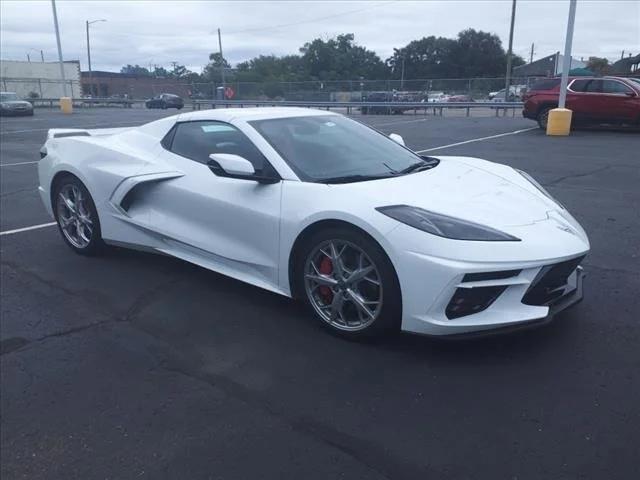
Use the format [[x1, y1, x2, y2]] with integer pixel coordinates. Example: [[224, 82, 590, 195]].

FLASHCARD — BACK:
[[443, 266, 584, 339]]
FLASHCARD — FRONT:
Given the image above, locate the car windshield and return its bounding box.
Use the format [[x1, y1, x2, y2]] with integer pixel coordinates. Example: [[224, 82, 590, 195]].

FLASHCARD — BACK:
[[1, 93, 19, 101], [250, 115, 430, 182]]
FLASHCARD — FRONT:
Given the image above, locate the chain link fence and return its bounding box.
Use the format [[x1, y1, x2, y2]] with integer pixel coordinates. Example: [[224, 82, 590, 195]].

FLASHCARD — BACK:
[[1, 75, 550, 106], [1, 77, 81, 99]]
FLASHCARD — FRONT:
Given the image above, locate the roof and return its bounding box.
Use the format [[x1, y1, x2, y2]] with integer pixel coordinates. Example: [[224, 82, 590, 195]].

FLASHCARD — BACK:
[[179, 107, 339, 123]]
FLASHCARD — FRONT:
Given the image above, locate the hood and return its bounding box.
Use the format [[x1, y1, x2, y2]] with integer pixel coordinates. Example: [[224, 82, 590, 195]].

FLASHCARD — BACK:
[[330, 157, 555, 229]]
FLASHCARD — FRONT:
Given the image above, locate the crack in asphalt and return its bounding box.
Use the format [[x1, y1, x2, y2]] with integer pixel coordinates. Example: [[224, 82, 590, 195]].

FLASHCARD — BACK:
[[0, 263, 182, 356], [2, 263, 432, 478], [158, 360, 435, 480], [543, 166, 612, 187], [0, 187, 37, 198]]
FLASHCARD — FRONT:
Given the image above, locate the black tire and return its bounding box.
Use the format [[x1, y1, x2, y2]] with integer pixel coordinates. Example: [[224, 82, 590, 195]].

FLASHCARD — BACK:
[[294, 226, 402, 339], [52, 175, 105, 256], [176, 105, 183, 110], [537, 106, 553, 130]]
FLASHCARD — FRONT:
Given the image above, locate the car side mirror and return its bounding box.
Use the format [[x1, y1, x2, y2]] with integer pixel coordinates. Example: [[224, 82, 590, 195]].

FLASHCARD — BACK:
[[389, 133, 405, 146], [209, 153, 255, 176], [208, 153, 280, 184]]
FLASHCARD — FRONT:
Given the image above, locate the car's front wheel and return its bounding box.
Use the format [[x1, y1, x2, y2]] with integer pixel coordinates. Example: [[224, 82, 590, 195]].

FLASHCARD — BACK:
[[53, 175, 104, 255], [296, 227, 401, 339]]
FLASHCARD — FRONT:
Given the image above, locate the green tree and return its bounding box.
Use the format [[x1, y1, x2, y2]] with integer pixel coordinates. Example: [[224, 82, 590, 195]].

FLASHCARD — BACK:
[[386, 36, 458, 79], [299, 34, 389, 81], [170, 64, 191, 78], [586, 56, 610, 75], [387, 29, 525, 80], [203, 52, 232, 83], [120, 64, 151, 76]]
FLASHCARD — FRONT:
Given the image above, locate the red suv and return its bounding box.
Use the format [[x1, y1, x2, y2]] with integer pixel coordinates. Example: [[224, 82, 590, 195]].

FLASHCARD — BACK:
[[522, 76, 640, 129]]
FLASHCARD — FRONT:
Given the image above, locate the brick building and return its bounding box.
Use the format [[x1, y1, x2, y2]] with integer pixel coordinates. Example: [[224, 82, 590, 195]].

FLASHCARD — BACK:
[[81, 71, 192, 98]]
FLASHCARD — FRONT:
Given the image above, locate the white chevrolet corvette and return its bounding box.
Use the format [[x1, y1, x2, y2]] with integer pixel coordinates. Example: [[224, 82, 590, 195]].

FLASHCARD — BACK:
[[38, 108, 589, 338]]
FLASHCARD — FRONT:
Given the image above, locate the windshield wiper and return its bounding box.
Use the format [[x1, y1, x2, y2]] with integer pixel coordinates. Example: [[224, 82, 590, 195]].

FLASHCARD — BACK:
[[321, 174, 393, 184], [397, 157, 440, 175]]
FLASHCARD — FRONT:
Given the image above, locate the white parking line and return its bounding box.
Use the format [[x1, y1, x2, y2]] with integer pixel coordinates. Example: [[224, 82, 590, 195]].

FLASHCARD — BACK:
[[0, 222, 57, 236], [0, 160, 39, 167], [415, 127, 537, 153]]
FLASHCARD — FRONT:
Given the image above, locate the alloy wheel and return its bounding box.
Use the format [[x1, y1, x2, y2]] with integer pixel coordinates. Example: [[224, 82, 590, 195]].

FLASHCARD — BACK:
[[304, 240, 383, 331], [56, 184, 94, 249]]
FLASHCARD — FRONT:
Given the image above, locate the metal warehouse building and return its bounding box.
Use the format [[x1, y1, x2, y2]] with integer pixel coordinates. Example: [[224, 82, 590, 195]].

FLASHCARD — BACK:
[[0, 59, 82, 98]]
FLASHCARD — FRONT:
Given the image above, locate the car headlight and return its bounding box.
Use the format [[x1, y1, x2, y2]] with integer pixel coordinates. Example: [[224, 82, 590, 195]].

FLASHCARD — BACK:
[[516, 169, 564, 209], [376, 205, 520, 241]]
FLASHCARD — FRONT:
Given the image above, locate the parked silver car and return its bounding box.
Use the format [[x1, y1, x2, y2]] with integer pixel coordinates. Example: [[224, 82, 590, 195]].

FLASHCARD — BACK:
[[0, 92, 34, 116]]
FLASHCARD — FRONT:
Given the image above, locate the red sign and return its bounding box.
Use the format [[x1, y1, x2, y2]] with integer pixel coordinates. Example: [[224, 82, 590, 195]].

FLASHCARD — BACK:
[[224, 86, 235, 99]]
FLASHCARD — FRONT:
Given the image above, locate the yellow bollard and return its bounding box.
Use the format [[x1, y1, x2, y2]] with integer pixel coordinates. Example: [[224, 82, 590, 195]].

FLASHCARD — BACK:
[[546, 108, 572, 136], [60, 97, 73, 114]]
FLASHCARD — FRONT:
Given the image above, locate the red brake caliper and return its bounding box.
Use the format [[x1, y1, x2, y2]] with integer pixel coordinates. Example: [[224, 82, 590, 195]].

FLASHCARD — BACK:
[[318, 255, 334, 304]]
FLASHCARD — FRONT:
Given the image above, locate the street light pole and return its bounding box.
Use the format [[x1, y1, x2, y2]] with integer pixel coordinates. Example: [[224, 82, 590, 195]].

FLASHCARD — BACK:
[[86, 19, 106, 97], [504, 0, 517, 102], [558, 0, 577, 109], [50, 0, 67, 96], [86, 21, 92, 95], [217, 28, 226, 88]]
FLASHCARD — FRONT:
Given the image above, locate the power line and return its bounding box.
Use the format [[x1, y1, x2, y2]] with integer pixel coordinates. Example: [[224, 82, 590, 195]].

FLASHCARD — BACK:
[[224, 1, 398, 35]]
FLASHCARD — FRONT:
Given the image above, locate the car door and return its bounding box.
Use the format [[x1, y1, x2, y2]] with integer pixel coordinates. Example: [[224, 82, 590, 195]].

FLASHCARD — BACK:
[[566, 79, 601, 122], [595, 79, 638, 122], [152, 120, 283, 291]]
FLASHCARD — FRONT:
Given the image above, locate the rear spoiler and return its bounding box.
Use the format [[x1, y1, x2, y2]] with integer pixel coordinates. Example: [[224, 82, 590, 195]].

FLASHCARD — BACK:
[[46, 126, 134, 140]]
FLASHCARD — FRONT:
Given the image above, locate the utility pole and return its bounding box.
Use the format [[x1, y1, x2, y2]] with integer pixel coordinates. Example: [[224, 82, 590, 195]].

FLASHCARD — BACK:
[[530, 42, 535, 63], [40, 50, 44, 62], [218, 28, 226, 87], [86, 19, 105, 97], [27, 53, 31, 62], [558, 0, 577, 109], [621, 50, 625, 60], [400, 56, 405, 90], [504, 0, 517, 102], [86, 21, 92, 95], [51, 0, 68, 96]]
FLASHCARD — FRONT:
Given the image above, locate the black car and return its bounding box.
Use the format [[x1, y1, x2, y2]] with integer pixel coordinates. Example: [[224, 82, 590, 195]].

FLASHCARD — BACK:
[[0, 92, 34, 116], [145, 93, 184, 110]]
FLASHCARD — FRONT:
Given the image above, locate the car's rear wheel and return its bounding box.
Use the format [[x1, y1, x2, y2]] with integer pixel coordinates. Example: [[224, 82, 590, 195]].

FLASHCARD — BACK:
[[53, 176, 104, 255], [296, 227, 401, 339], [537, 106, 553, 130]]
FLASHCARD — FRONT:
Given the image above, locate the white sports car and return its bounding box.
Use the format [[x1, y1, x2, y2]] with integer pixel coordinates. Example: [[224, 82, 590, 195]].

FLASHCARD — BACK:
[[38, 108, 589, 338]]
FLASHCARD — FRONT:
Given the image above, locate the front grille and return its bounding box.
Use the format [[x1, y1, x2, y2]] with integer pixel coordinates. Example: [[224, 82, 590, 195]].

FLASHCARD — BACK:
[[446, 285, 507, 319], [522, 256, 585, 306]]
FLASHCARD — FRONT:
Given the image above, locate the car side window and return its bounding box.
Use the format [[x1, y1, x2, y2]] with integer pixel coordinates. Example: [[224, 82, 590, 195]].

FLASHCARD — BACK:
[[169, 121, 270, 174], [569, 79, 590, 92], [602, 80, 633, 95], [584, 80, 603, 93]]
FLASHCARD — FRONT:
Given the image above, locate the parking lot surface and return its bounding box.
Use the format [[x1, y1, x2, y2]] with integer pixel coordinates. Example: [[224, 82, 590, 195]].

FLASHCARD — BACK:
[[1, 108, 639, 479]]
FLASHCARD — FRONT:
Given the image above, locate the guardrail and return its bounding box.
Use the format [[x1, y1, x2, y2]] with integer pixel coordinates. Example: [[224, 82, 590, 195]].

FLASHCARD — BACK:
[[32, 98, 142, 108], [29, 98, 524, 117], [191, 100, 524, 117]]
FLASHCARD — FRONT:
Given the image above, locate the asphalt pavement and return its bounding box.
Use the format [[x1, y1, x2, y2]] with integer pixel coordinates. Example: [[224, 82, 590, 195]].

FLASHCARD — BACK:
[[1, 108, 639, 479]]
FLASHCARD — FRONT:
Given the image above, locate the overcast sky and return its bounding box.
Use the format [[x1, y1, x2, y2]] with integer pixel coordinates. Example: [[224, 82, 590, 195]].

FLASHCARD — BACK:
[[1, 0, 638, 74]]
